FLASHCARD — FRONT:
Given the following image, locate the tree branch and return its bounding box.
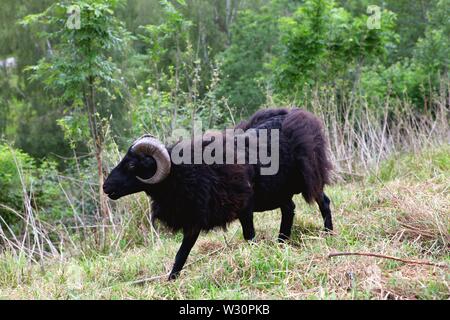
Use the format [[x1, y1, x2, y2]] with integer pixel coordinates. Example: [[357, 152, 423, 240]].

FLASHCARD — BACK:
[[328, 251, 448, 268]]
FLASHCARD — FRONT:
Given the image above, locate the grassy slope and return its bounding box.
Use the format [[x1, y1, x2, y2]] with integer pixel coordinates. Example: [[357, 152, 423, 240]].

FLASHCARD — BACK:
[[0, 147, 449, 299]]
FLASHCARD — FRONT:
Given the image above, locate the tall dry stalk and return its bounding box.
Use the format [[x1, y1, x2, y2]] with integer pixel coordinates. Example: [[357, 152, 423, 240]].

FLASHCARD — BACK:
[[308, 84, 449, 180]]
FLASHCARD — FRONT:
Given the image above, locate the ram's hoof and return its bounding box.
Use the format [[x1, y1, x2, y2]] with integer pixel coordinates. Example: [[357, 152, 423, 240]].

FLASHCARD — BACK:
[[277, 234, 290, 243], [168, 272, 179, 281]]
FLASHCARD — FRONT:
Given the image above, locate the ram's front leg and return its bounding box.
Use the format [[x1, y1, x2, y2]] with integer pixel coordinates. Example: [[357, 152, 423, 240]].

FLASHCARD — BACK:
[[168, 228, 200, 280]]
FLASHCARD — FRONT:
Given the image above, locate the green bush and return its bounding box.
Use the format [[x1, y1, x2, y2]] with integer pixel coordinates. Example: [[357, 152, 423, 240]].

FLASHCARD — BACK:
[[360, 61, 428, 105], [0, 144, 71, 228], [32, 158, 73, 222], [0, 144, 34, 226]]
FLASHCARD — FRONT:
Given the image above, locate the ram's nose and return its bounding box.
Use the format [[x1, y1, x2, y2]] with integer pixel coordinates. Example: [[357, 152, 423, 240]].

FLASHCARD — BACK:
[[103, 181, 112, 194]]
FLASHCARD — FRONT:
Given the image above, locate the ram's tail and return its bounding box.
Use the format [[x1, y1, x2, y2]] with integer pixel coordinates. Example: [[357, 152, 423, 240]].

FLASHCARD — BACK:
[[282, 109, 332, 203]]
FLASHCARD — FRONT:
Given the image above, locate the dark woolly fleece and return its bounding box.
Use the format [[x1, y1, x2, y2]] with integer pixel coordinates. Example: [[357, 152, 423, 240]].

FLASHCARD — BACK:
[[146, 107, 332, 233]]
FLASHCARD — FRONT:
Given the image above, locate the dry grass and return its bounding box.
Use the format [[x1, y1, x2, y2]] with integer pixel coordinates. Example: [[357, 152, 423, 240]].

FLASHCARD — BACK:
[[305, 85, 449, 179]]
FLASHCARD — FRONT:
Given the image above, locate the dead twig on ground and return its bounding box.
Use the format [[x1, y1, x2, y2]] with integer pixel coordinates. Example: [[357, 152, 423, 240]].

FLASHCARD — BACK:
[[328, 251, 448, 268]]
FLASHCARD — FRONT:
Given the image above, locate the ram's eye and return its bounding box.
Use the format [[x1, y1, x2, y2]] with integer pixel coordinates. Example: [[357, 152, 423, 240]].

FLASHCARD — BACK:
[[126, 163, 136, 171]]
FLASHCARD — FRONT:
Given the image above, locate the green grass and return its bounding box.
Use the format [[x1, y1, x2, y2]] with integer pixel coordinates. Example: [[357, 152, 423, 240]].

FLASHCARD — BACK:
[[0, 146, 449, 299]]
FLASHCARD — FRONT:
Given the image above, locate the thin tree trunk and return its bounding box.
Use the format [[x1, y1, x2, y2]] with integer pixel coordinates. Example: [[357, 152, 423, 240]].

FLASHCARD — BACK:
[[86, 76, 109, 220], [225, 0, 239, 45], [225, 0, 232, 45]]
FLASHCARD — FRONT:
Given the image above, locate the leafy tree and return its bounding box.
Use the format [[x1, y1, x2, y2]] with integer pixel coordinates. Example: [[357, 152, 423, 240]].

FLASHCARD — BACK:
[[383, 0, 435, 61], [22, 0, 131, 218], [0, 0, 70, 159], [338, 0, 435, 61], [218, 6, 280, 118], [414, 0, 450, 74], [360, 0, 449, 110], [272, 0, 397, 100]]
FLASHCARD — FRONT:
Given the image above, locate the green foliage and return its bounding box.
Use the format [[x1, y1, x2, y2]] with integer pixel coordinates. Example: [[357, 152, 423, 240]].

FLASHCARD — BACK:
[[218, 6, 280, 117], [359, 0, 449, 107], [275, 0, 334, 90], [360, 61, 427, 102], [1, 0, 447, 160], [0, 144, 69, 227], [273, 0, 397, 98], [137, 0, 193, 93], [0, 0, 70, 159], [414, 0, 450, 74], [415, 29, 450, 73], [0, 144, 34, 225], [21, 0, 131, 146], [132, 1, 231, 137], [21, 0, 135, 218]]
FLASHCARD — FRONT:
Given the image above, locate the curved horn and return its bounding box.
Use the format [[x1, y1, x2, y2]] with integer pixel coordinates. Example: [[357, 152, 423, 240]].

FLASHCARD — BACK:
[[132, 134, 171, 184]]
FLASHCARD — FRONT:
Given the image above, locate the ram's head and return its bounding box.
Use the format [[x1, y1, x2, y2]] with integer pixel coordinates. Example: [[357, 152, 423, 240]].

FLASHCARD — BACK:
[[103, 135, 171, 200]]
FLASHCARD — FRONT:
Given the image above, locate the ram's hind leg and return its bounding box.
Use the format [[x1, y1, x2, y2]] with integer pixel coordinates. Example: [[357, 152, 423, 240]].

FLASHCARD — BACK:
[[278, 199, 295, 242], [239, 204, 255, 241], [316, 192, 333, 231]]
